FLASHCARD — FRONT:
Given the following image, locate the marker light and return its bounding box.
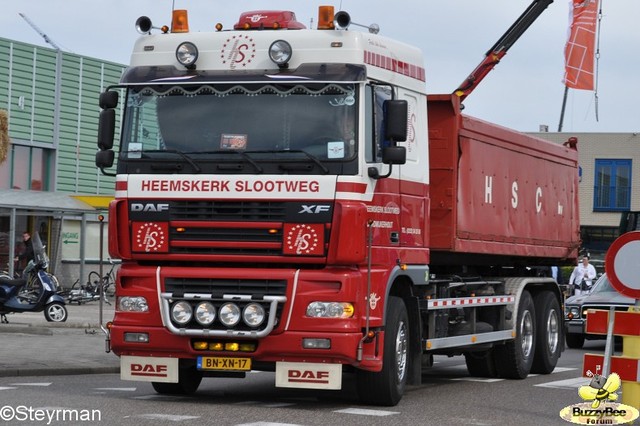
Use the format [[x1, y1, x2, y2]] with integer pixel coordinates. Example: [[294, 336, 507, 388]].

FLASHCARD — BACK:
[[176, 42, 198, 69], [269, 40, 292, 68], [171, 9, 189, 33]]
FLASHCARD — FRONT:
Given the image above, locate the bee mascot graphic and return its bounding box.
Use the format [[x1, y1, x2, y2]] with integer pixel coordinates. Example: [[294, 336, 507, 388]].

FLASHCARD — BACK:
[[578, 372, 620, 408]]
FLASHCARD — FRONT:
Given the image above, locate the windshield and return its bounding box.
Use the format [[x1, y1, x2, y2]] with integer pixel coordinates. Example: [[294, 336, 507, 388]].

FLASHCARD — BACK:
[[590, 274, 615, 294], [120, 83, 357, 163]]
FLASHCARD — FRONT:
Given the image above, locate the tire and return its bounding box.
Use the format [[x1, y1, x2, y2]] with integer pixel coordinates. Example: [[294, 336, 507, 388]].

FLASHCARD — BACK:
[[44, 302, 68, 322], [464, 350, 497, 378], [531, 291, 562, 374], [103, 281, 116, 297], [356, 296, 409, 406], [566, 333, 585, 349], [494, 290, 536, 379], [152, 366, 202, 395], [88, 271, 101, 289]]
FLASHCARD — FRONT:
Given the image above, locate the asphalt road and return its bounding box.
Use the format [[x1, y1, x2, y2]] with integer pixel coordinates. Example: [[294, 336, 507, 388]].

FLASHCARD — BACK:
[[0, 338, 615, 426]]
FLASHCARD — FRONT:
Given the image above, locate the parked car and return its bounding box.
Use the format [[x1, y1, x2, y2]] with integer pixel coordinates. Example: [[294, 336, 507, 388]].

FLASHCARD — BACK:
[[564, 273, 635, 348]]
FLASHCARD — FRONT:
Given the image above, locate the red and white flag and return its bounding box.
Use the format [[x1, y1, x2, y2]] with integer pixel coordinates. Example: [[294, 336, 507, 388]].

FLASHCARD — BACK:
[[563, 0, 599, 90]]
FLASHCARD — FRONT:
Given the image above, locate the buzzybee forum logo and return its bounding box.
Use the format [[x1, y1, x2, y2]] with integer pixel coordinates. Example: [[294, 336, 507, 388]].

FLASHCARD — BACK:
[[559, 371, 639, 424]]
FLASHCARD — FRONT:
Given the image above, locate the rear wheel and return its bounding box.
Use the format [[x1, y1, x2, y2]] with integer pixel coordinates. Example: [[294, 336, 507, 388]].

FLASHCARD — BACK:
[[494, 290, 536, 379], [566, 333, 585, 349], [357, 296, 408, 406], [531, 291, 561, 374], [152, 365, 202, 395]]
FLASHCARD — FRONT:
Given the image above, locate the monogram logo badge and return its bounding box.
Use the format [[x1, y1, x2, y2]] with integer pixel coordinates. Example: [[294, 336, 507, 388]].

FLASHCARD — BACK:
[[132, 222, 168, 253], [283, 224, 324, 256]]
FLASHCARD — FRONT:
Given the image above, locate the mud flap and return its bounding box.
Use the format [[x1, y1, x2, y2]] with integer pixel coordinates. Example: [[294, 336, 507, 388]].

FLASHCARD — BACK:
[[120, 355, 179, 383], [275, 362, 342, 390]]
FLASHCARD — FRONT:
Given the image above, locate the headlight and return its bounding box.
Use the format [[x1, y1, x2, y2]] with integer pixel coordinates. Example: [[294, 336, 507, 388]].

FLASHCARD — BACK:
[[242, 303, 266, 327], [194, 302, 216, 326], [176, 42, 198, 68], [269, 40, 292, 67], [118, 296, 149, 312], [171, 301, 193, 325], [306, 302, 354, 318], [565, 306, 580, 319], [219, 303, 241, 327]]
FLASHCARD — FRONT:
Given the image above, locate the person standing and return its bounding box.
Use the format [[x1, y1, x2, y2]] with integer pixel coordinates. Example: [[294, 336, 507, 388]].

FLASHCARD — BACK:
[[568, 255, 597, 296], [14, 231, 34, 276]]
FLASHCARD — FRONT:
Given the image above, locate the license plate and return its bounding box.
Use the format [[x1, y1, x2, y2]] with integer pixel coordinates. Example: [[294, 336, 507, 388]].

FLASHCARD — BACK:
[[197, 356, 251, 371]]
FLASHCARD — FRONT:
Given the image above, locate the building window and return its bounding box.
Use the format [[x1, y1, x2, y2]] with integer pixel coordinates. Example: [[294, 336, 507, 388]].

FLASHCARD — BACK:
[[593, 159, 631, 211], [0, 144, 52, 191]]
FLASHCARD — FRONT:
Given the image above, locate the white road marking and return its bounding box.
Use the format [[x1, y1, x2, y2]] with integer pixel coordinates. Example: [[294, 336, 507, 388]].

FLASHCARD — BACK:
[[333, 408, 400, 416], [262, 402, 297, 408], [130, 414, 200, 421], [451, 377, 504, 382], [529, 367, 577, 377], [535, 376, 589, 389], [237, 423, 303, 426], [0, 387, 18, 390], [94, 387, 137, 391], [10, 382, 52, 386]]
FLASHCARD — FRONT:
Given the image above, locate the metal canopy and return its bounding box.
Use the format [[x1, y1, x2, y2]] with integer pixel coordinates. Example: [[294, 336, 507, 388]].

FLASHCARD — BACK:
[[0, 189, 95, 214]]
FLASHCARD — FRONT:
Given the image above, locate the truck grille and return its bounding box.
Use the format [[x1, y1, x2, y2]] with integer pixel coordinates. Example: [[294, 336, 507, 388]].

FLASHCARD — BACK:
[[164, 200, 328, 257], [171, 201, 286, 221], [165, 277, 287, 296]]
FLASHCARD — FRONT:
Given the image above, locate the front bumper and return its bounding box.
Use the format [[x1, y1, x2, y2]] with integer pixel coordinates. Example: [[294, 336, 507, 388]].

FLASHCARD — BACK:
[[565, 318, 585, 335], [110, 324, 381, 370]]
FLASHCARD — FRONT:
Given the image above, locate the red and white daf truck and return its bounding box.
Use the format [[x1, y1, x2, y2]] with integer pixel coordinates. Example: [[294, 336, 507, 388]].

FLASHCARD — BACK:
[[96, 1, 580, 406]]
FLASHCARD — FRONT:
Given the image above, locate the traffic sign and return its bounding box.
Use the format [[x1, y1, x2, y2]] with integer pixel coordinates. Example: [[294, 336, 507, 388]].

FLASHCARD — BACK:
[[605, 231, 640, 299], [583, 353, 640, 383], [585, 309, 640, 336]]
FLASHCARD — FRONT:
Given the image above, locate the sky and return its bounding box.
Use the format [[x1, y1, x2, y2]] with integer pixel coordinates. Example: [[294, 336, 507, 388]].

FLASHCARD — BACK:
[[1, 0, 639, 134]]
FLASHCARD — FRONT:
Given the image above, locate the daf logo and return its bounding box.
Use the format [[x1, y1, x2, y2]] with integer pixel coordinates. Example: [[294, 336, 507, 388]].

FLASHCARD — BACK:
[[131, 203, 169, 213], [299, 205, 331, 214]]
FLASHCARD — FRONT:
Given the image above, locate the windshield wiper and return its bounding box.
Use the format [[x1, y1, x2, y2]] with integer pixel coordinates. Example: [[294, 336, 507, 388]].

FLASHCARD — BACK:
[[224, 151, 264, 174], [282, 150, 329, 174], [142, 149, 201, 173], [196, 150, 264, 174]]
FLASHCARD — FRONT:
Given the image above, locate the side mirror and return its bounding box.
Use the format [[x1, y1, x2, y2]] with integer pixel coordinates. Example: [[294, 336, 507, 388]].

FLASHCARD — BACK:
[[98, 109, 116, 150], [96, 149, 115, 168], [382, 146, 406, 165], [99, 91, 119, 109], [384, 100, 408, 142]]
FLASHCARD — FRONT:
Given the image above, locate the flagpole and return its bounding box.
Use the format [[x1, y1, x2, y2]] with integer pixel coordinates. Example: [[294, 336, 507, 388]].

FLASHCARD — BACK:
[[558, 85, 569, 132]]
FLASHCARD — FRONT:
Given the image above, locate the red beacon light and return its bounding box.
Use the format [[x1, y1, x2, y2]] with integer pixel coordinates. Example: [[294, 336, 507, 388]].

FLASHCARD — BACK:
[[233, 11, 306, 30]]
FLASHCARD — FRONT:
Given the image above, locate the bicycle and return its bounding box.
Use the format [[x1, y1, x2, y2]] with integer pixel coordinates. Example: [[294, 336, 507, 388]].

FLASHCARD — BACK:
[[66, 259, 118, 305], [87, 259, 117, 298]]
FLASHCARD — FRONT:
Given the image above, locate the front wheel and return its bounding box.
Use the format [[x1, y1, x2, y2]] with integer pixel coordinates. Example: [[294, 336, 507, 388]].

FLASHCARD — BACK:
[[356, 296, 409, 406], [566, 333, 585, 349], [44, 302, 68, 322], [152, 366, 202, 395], [494, 290, 536, 379], [531, 291, 562, 374]]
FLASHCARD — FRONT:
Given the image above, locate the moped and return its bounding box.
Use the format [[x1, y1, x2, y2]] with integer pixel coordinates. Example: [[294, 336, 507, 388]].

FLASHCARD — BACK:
[[0, 232, 68, 323]]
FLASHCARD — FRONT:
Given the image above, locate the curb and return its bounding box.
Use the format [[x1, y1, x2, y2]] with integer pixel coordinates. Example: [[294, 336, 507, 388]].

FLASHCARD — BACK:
[[0, 323, 107, 334], [0, 366, 120, 378], [0, 325, 53, 335]]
